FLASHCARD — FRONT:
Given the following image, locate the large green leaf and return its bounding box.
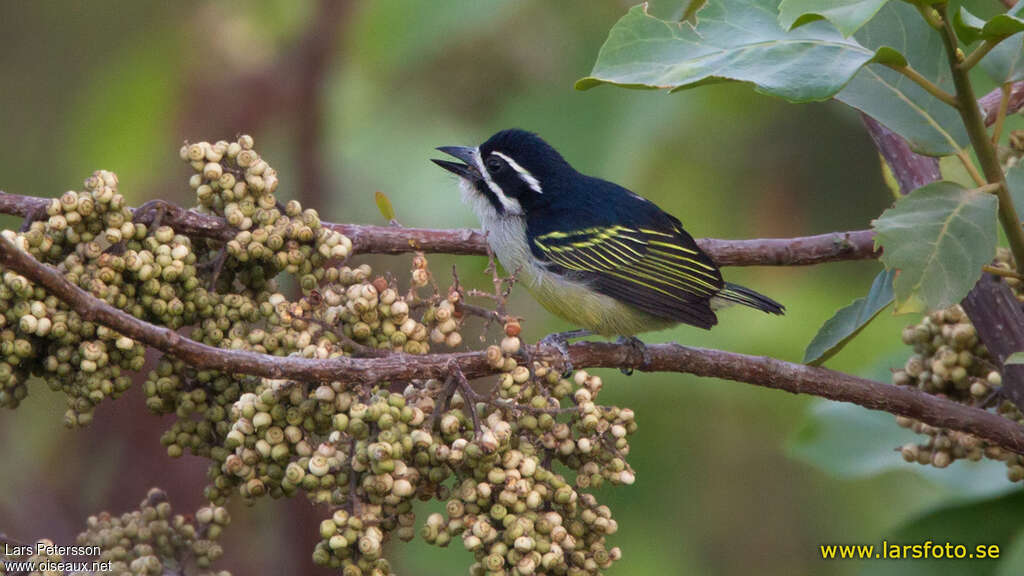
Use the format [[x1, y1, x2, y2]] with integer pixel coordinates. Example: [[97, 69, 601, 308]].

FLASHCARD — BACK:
[[1007, 161, 1024, 214], [576, 0, 899, 103], [788, 400, 1014, 498], [873, 181, 998, 313], [836, 1, 969, 157], [996, 530, 1024, 576], [954, 6, 991, 46], [956, 5, 1024, 45], [981, 33, 1024, 83], [803, 269, 895, 365], [982, 4, 1024, 87], [855, 491, 1024, 576], [778, 0, 890, 37], [984, 12, 1024, 40]]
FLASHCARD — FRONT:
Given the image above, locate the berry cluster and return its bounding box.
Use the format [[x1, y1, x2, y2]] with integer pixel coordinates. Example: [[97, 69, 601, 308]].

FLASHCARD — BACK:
[[76, 488, 230, 575], [0, 171, 148, 425], [217, 335, 633, 575], [892, 248, 1024, 478], [0, 136, 636, 575]]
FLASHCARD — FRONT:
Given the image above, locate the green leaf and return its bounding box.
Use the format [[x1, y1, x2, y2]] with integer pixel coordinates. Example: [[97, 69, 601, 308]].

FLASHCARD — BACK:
[[835, 2, 970, 156], [980, 3, 1024, 83], [873, 181, 998, 313], [778, 0, 890, 37], [954, 6, 988, 46], [788, 401, 1015, 498], [787, 400, 918, 478], [374, 191, 396, 222], [996, 530, 1024, 576], [855, 491, 1024, 576], [939, 155, 979, 189], [803, 269, 895, 365], [576, 0, 890, 103], [981, 33, 1024, 83], [1008, 161, 1024, 217], [880, 154, 902, 199], [983, 13, 1024, 40], [1006, 352, 1024, 365]]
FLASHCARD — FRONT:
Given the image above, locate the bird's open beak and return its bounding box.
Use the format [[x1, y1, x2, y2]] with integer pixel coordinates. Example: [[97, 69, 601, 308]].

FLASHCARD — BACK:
[[432, 146, 480, 181]]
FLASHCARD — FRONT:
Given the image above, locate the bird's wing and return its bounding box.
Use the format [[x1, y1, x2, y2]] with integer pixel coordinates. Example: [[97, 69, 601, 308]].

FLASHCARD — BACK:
[[531, 221, 724, 329]]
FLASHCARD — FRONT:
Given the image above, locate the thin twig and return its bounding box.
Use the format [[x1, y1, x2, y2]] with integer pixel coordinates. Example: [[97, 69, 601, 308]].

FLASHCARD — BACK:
[[956, 150, 988, 186], [992, 83, 1012, 146], [885, 63, 960, 108], [983, 264, 1024, 280]]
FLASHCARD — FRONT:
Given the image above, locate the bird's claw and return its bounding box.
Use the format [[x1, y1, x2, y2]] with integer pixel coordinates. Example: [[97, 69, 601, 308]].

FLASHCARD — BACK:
[[538, 329, 592, 376], [616, 336, 650, 376], [539, 333, 574, 376]]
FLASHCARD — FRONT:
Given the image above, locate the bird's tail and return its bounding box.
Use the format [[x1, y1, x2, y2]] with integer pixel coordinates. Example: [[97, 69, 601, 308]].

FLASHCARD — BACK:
[[715, 282, 785, 315]]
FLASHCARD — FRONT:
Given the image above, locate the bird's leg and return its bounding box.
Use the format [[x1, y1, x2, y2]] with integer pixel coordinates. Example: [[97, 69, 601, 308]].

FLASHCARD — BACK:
[[616, 336, 650, 376], [538, 329, 593, 375]]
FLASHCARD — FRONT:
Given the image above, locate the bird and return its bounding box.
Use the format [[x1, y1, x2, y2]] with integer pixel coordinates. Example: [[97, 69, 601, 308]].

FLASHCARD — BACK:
[[432, 129, 783, 370]]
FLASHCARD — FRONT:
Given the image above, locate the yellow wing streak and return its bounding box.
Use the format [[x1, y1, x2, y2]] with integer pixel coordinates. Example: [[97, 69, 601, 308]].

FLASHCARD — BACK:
[[536, 245, 718, 296], [595, 239, 644, 264], [601, 268, 688, 301], [645, 250, 720, 278], [633, 258, 719, 290], [579, 245, 620, 268], [638, 228, 674, 237], [534, 225, 721, 299], [648, 239, 699, 255], [626, 263, 717, 294]]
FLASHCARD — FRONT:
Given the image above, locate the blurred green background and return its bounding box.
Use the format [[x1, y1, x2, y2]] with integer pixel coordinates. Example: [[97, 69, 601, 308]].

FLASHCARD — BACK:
[[0, 1, 1019, 575]]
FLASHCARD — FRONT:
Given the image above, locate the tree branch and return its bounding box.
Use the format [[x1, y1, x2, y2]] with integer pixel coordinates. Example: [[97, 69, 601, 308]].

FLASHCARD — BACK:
[[864, 88, 1024, 413], [1, 234, 1022, 454], [0, 190, 879, 266], [961, 275, 1024, 409], [980, 81, 1024, 126]]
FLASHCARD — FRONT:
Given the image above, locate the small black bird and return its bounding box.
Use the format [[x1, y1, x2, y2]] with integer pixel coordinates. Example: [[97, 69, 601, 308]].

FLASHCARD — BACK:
[[433, 129, 783, 360]]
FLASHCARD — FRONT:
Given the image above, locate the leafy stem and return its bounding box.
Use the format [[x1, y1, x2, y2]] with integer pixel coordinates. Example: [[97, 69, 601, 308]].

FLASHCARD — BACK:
[[937, 3, 1024, 271], [913, 2, 944, 30], [956, 150, 987, 185], [884, 63, 960, 108], [960, 38, 1001, 71]]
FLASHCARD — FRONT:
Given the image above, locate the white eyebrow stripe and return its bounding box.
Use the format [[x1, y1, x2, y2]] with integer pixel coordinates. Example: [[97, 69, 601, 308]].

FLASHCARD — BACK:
[[472, 148, 522, 215], [491, 151, 543, 194]]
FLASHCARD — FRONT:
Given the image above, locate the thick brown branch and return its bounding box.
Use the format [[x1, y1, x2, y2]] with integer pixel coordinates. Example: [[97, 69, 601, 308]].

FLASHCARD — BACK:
[[980, 81, 1024, 127], [0, 235, 1021, 453], [961, 275, 1024, 409], [0, 190, 878, 266]]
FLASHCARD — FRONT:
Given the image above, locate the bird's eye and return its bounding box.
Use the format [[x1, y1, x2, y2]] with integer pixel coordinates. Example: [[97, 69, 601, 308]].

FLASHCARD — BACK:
[[485, 156, 504, 173]]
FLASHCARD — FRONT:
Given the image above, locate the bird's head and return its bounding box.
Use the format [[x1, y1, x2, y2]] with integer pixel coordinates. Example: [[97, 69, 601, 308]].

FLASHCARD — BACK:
[[432, 129, 571, 217]]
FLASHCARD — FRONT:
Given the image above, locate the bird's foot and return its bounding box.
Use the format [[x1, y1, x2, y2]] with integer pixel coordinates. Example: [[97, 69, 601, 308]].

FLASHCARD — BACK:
[[616, 336, 650, 375], [538, 329, 592, 376]]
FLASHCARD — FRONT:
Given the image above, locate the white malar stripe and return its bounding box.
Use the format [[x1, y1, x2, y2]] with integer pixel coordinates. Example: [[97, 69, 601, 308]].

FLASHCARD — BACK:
[[492, 151, 543, 194], [472, 148, 523, 215]]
